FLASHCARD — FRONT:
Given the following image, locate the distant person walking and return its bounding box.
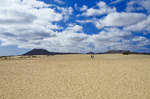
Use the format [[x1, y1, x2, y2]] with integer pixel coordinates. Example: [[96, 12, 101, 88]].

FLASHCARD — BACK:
[[91, 55, 94, 59]]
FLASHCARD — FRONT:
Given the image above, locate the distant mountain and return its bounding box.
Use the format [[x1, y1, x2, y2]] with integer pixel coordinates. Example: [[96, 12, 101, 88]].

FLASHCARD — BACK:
[[23, 49, 53, 55], [23, 49, 79, 55], [97, 50, 150, 55], [86, 52, 95, 54], [105, 50, 130, 54], [23, 49, 150, 56], [87, 50, 130, 54]]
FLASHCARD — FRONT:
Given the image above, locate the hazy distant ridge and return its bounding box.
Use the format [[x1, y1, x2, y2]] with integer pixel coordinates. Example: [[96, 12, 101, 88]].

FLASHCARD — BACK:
[[23, 49, 150, 56], [23, 49, 79, 55]]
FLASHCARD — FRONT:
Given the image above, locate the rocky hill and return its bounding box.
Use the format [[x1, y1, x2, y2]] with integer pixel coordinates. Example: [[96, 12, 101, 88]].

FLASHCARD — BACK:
[[23, 49, 79, 55]]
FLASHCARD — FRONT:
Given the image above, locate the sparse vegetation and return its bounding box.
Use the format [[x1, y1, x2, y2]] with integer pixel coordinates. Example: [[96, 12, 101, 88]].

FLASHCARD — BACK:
[[31, 55, 37, 58], [19, 55, 37, 59], [0, 56, 11, 60], [123, 51, 131, 55]]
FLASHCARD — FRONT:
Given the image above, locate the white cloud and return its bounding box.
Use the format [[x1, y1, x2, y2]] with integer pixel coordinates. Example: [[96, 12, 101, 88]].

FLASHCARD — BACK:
[[56, 6, 73, 21], [0, 0, 149, 53], [81, 1, 116, 17], [90, 28, 131, 44], [31, 24, 90, 52], [80, 5, 88, 11], [53, 0, 64, 4], [94, 12, 146, 28], [66, 24, 83, 32], [39, 27, 149, 52], [132, 36, 147, 42], [110, 0, 124, 4], [126, 0, 150, 13], [86, 28, 149, 52], [125, 15, 150, 32], [0, 0, 72, 49], [22, 0, 50, 8], [76, 19, 93, 24]]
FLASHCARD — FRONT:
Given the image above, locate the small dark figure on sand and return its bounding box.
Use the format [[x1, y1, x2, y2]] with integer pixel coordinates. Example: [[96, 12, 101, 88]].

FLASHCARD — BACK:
[[91, 55, 94, 59]]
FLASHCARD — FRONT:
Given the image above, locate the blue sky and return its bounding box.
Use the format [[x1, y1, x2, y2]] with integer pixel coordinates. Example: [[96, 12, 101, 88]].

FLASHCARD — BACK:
[[0, 0, 150, 56]]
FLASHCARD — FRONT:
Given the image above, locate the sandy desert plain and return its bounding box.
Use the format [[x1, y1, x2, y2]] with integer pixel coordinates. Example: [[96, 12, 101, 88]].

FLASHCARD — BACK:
[[0, 54, 150, 99]]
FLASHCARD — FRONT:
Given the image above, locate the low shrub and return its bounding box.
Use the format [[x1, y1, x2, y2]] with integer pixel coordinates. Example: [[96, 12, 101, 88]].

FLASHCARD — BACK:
[[123, 51, 131, 55]]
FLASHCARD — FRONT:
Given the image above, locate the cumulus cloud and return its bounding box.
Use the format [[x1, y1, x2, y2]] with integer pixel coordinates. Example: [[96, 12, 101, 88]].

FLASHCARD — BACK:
[[80, 5, 88, 11], [31, 24, 90, 52], [126, 0, 150, 13], [0, 0, 150, 53], [87, 28, 150, 52], [125, 15, 150, 32], [110, 0, 124, 4], [53, 0, 64, 4], [94, 12, 146, 28], [41, 26, 150, 52], [0, 0, 72, 49], [56, 6, 73, 21], [81, 1, 116, 17]]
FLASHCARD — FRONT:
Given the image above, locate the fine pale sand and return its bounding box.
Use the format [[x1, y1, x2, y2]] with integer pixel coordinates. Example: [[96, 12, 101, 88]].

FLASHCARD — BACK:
[[0, 54, 150, 99]]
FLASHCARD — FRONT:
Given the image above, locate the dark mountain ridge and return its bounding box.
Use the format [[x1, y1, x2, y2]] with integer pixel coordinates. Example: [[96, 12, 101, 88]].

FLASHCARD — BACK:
[[23, 49, 79, 55], [23, 49, 150, 56], [87, 50, 150, 55]]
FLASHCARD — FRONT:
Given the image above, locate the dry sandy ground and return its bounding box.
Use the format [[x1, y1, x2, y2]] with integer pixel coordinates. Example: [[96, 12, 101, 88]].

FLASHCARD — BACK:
[[0, 54, 150, 99]]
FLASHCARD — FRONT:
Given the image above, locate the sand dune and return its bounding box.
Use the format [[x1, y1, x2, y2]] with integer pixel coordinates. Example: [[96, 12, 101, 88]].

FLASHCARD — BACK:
[[0, 54, 150, 99]]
